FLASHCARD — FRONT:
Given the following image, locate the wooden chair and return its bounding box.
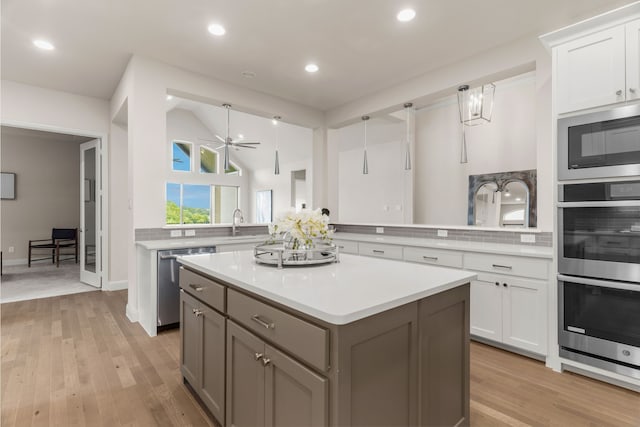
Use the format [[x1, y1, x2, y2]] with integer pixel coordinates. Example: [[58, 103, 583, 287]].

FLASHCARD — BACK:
[[28, 228, 78, 267]]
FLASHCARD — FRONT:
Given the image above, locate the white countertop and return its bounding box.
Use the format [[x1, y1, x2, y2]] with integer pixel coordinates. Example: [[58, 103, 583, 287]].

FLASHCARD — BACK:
[[178, 251, 476, 325], [136, 235, 270, 250], [333, 232, 553, 259]]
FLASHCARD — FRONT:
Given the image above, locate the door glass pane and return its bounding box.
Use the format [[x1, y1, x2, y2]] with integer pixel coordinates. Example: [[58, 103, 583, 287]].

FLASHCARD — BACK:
[[84, 147, 96, 273], [563, 282, 640, 347], [166, 183, 181, 224], [562, 206, 640, 263], [200, 146, 218, 173], [213, 186, 239, 223], [183, 184, 211, 224], [172, 141, 192, 171]]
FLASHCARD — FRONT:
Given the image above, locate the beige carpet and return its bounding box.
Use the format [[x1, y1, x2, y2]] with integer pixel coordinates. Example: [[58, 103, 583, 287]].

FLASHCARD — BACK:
[[0, 262, 97, 303]]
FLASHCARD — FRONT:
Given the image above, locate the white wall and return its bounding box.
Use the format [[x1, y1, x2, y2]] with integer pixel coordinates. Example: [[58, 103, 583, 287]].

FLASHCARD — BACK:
[[109, 119, 128, 283], [414, 73, 537, 225], [0, 131, 80, 263], [325, 35, 553, 231]]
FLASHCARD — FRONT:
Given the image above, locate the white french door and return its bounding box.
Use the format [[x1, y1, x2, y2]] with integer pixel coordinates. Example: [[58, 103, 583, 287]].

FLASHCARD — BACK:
[[80, 139, 101, 287]]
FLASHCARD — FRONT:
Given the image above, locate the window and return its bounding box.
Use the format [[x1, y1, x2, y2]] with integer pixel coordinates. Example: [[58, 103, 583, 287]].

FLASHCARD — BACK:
[[200, 146, 218, 174], [172, 141, 192, 172], [166, 183, 238, 225]]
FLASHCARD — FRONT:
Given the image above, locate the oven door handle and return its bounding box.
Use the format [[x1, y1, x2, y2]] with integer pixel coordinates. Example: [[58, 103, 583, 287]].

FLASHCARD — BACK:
[[557, 201, 640, 208], [558, 274, 640, 292]]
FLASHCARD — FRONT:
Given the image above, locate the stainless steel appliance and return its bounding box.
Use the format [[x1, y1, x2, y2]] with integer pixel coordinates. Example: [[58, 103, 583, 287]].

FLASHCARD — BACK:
[[558, 274, 640, 379], [157, 246, 216, 329], [558, 180, 640, 283], [558, 103, 640, 181]]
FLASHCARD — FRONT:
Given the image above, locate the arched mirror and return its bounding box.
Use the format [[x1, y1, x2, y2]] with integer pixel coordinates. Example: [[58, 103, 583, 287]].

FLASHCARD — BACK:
[[468, 170, 536, 228]]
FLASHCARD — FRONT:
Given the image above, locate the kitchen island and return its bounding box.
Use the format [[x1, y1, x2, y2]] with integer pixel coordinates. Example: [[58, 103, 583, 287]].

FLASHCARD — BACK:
[[178, 251, 476, 427]]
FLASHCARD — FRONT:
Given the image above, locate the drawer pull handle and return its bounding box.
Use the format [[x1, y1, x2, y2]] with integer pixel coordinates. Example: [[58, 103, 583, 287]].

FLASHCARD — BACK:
[[261, 357, 271, 366], [338, 245, 345, 249], [251, 315, 275, 330], [422, 256, 438, 261], [189, 284, 204, 292], [254, 352, 264, 361], [492, 264, 512, 270], [495, 281, 500, 286], [372, 250, 385, 254], [503, 283, 508, 287]]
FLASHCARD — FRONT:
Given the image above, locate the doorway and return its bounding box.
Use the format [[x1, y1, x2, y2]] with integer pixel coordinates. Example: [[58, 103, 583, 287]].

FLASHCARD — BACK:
[[0, 125, 105, 302]]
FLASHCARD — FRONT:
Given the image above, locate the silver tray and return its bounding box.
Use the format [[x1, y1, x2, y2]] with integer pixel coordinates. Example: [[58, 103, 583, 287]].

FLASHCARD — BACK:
[[254, 241, 338, 268]]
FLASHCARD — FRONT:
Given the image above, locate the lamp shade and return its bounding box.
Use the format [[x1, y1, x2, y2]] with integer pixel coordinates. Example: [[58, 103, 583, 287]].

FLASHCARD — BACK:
[[457, 83, 495, 126]]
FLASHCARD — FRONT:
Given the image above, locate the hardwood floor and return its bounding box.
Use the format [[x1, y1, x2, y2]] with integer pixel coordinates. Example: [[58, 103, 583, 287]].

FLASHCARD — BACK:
[[2, 290, 639, 426]]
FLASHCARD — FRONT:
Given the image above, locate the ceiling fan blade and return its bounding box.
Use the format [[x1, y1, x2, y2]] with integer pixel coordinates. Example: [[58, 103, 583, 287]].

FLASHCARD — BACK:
[[234, 144, 258, 149], [231, 141, 260, 146], [214, 145, 226, 150], [215, 134, 225, 142]]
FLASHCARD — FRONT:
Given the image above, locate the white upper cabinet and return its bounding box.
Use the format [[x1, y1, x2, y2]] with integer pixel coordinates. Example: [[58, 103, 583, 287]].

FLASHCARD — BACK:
[[556, 25, 626, 114], [626, 19, 640, 102]]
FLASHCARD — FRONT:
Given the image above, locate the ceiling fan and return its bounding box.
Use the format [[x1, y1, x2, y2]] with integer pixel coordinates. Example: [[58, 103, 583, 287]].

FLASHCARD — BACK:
[[201, 103, 260, 171]]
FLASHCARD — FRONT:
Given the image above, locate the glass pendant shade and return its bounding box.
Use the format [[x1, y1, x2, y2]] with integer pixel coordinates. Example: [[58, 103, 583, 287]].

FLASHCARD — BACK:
[[460, 125, 468, 164], [457, 83, 495, 126], [362, 115, 370, 175], [403, 102, 412, 170], [273, 116, 281, 175]]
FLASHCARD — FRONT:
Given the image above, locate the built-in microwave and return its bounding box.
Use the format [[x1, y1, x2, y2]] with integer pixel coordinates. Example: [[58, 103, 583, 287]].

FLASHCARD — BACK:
[[558, 103, 640, 181]]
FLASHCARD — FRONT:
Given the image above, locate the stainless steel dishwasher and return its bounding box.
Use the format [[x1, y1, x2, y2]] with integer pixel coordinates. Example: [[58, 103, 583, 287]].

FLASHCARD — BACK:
[[157, 246, 216, 330]]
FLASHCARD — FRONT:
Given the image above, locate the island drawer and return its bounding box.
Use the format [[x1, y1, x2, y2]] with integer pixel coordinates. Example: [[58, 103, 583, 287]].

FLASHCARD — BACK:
[[358, 242, 403, 260], [463, 253, 548, 280], [333, 239, 358, 254], [403, 246, 463, 269], [227, 289, 329, 372], [179, 267, 225, 312]]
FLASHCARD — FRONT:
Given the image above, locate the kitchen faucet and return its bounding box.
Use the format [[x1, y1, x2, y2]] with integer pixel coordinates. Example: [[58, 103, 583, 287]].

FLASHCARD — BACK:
[[232, 208, 244, 236]]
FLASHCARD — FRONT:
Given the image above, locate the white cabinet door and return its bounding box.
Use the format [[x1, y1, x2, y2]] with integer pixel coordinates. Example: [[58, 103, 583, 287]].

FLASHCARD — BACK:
[[470, 278, 502, 342], [626, 19, 640, 102], [556, 25, 626, 113], [501, 276, 547, 355]]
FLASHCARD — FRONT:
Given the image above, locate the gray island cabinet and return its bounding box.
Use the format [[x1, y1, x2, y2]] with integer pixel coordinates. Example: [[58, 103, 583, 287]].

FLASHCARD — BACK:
[[178, 251, 476, 427]]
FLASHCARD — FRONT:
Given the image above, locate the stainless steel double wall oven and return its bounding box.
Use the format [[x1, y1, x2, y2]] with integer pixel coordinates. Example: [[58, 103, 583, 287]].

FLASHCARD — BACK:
[[557, 104, 640, 379]]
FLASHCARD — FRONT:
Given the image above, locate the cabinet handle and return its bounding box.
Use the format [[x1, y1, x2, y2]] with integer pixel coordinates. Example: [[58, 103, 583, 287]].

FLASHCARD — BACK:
[[338, 245, 345, 249], [495, 281, 500, 286], [254, 352, 264, 361], [503, 283, 508, 287], [189, 284, 204, 292], [261, 357, 271, 366], [251, 315, 275, 330], [372, 250, 385, 254], [422, 256, 438, 262], [193, 308, 203, 317], [616, 89, 623, 96], [630, 88, 637, 94], [492, 264, 512, 270]]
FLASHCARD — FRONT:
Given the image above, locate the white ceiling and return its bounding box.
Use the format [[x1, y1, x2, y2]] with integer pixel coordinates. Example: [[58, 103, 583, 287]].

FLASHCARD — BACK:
[[1, 125, 94, 144], [1, 0, 636, 110]]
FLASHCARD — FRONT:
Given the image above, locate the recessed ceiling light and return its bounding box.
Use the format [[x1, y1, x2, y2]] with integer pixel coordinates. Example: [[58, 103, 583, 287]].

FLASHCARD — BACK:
[[166, 95, 173, 101], [397, 8, 416, 22], [505, 192, 511, 197], [208, 23, 226, 36], [241, 70, 256, 79], [238, 134, 244, 139], [33, 39, 55, 50], [305, 63, 319, 73]]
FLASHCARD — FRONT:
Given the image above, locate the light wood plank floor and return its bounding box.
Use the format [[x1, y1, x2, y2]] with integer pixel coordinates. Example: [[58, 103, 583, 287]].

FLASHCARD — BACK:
[[2, 290, 639, 426]]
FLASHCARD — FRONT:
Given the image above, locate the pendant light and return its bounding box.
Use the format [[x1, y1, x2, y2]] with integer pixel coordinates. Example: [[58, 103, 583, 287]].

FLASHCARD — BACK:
[[403, 103, 413, 170], [272, 116, 281, 175], [362, 115, 370, 175], [457, 83, 495, 164]]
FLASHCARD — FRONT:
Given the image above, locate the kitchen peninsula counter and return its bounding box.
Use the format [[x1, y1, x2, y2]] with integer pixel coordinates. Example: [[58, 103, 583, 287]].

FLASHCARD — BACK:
[[178, 251, 476, 426]]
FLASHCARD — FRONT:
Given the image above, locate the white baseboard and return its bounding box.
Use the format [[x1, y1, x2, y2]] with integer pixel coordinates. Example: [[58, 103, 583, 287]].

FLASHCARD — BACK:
[[126, 303, 139, 322], [2, 258, 28, 266], [104, 280, 128, 291]]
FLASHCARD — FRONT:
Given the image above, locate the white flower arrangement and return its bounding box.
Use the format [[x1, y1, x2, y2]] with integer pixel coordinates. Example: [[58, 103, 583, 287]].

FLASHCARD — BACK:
[[268, 208, 333, 249]]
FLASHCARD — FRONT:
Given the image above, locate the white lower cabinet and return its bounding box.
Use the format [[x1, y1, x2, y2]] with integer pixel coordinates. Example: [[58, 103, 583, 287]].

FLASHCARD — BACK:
[[470, 272, 547, 355]]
